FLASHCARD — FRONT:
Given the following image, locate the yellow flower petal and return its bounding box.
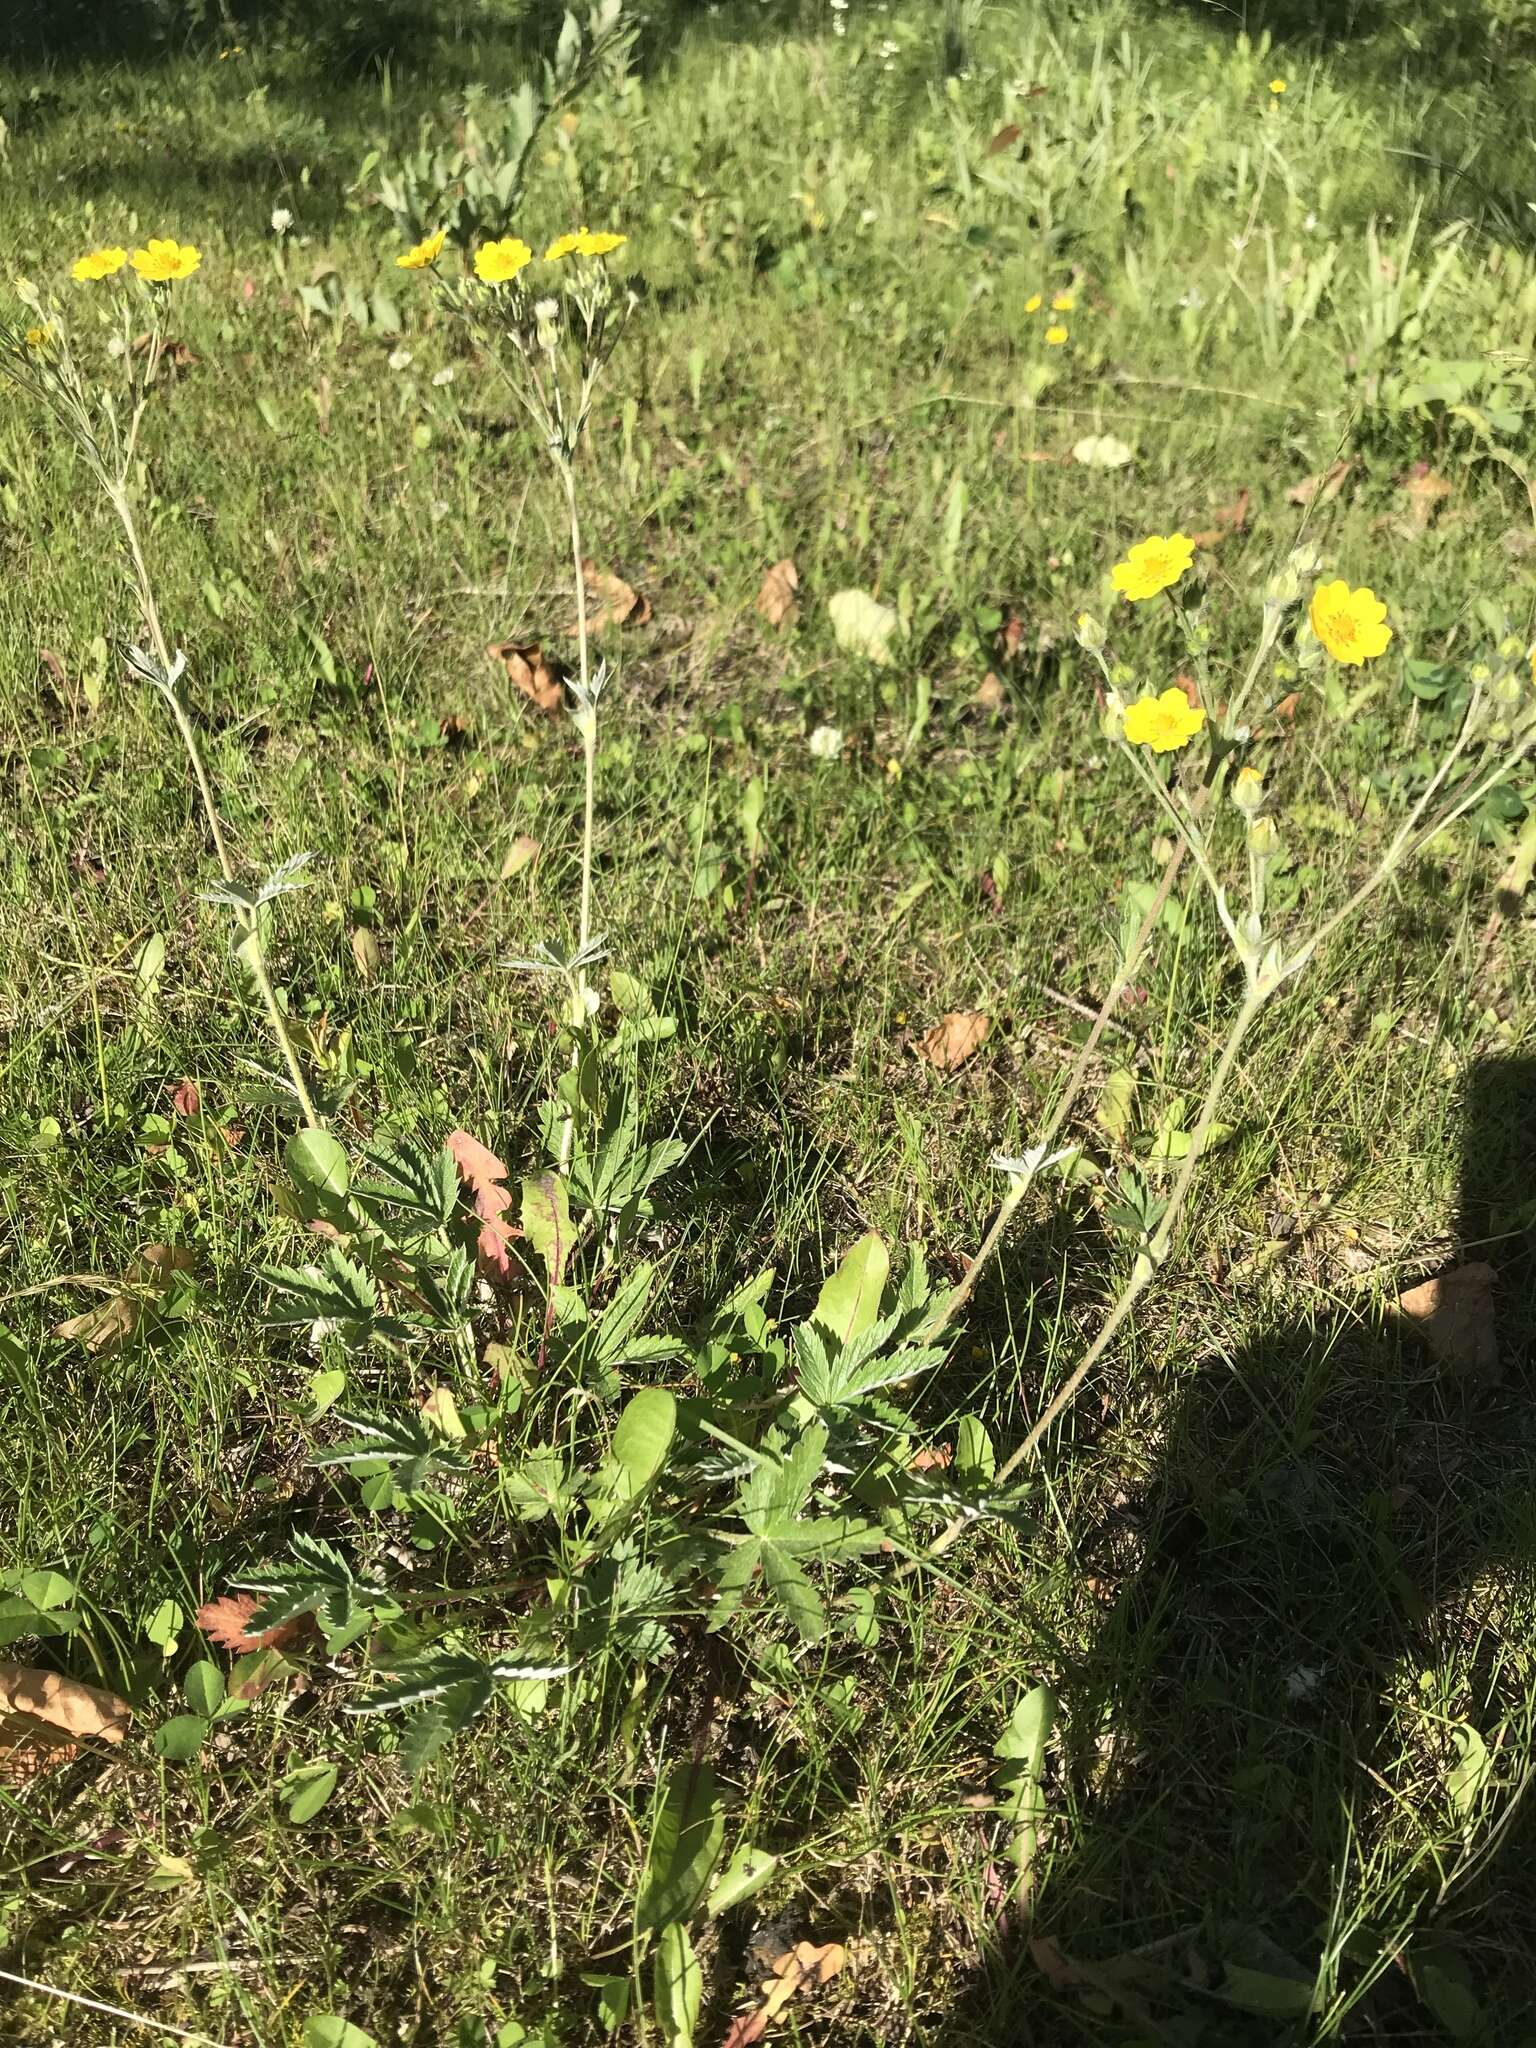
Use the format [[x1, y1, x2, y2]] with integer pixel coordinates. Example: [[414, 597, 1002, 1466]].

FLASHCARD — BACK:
[[1051, 291, 1075, 312], [1269, 78, 1287, 93], [1308, 579, 1392, 666], [1123, 687, 1207, 754], [398, 228, 447, 271], [1110, 533, 1195, 602], [474, 236, 534, 284], [71, 246, 127, 282], [1044, 324, 1069, 345], [1024, 293, 1043, 313], [575, 230, 626, 257], [544, 230, 585, 262], [129, 238, 201, 283]]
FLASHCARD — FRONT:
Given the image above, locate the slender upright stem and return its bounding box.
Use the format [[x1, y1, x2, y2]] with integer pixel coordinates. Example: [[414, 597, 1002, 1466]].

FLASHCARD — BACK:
[[922, 832, 1192, 1341], [243, 928, 323, 1130], [918, 984, 1268, 1566], [108, 485, 235, 883]]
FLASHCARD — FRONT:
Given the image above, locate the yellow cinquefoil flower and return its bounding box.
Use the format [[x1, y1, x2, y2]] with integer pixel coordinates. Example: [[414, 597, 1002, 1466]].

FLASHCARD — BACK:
[[71, 246, 127, 282], [1052, 291, 1075, 312], [23, 324, 53, 350], [1269, 78, 1287, 93], [474, 236, 534, 285], [1044, 324, 1069, 346], [1024, 292, 1043, 313], [1308, 579, 1392, 666], [398, 228, 447, 271], [1123, 687, 1207, 753], [545, 227, 626, 261], [130, 239, 201, 282], [1111, 532, 1195, 602]]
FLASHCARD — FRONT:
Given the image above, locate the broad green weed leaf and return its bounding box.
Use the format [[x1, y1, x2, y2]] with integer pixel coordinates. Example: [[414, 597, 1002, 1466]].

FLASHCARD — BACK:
[[1096, 1067, 1137, 1142], [812, 1233, 889, 1346], [286, 1129, 350, 1201], [654, 1921, 702, 2048], [184, 1660, 225, 1719], [636, 1763, 725, 1931], [283, 1760, 340, 1824], [706, 1840, 779, 1916], [609, 1387, 677, 1501], [304, 2021, 379, 2048], [521, 1173, 573, 1285], [154, 1712, 211, 1761]]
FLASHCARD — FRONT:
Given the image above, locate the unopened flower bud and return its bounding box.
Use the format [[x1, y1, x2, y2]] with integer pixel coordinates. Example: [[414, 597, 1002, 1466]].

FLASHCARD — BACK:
[[1100, 690, 1126, 742], [1287, 542, 1323, 582], [1232, 764, 1265, 814], [1265, 563, 1302, 609], [1248, 815, 1281, 859], [1293, 619, 1323, 672], [14, 276, 40, 310], [1075, 610, 1106, 653]]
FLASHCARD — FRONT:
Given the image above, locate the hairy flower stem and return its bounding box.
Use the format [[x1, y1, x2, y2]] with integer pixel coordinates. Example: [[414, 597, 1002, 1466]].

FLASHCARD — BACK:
[[919, 981, 1267, 1568], [557, 458, 597, 1174], [107, 483, 322, 1130], [923, 822, 1199, 1344]]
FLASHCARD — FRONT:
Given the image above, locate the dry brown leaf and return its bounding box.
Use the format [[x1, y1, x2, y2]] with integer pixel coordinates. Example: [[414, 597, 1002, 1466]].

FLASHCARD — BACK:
[[500, 833, 541, 881], [724, 1938, 850, 2046], [171, 1078, 201, 1117], [1400, 462, 1453, 535], [986, 122, 1022, 155], [446, 1127, 519, 1282], [489, 640, 564, 714], [1191, 487, 1251, 549], [0, 1665, 132, 1748], [1396, 1262, 1498, 1374], [1287, 459, 1352, 508], [38, 649, 70, 692], [194, 1593, 307, 1654], [974, 671, 1007, 712], [755, 557, 801, 629], [910, 1444, 953, 1472], [52, 1294, 137, 1353], [917, 1011, 991, 1073], [564, 558, 651, 636], [131, 332, 198, 369]]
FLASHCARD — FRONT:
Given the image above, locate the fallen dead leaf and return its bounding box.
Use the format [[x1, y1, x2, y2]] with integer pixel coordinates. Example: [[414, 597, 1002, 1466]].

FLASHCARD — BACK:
[[194, 1593, 308, 1655], [446, 1127, 519, 1282], [52, 1236, 195, 1351], [1287, 459, 1352, 508], [489, 640, 564, 714], [755, 556, 801, 629], [500, 833, 542, 881], [564, 558, 651, 636], [0, 1664, 132, 1786], [986, 122, 1022, 156], [1400, 462, 1453, 535], [171, 1079, 201, 1117], [910, 1444, 953, 1472], [1396, 1262, 1499, 1374], [723, 1941, 848, 2047], [974, 672, 1007, 712], [1191, 487, 1251, 549], [38, 649, 70, 692], [917, 1011, 991, 1073]]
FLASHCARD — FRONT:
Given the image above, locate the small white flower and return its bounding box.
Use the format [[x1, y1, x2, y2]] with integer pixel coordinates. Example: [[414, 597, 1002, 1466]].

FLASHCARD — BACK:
[[1303, 211, 1318, 231], [431, 366, 454, 387], [387, 346, 413, 371], [534, 297, 559, 323], [808, 723, 844, 760], [271, 206, 293, 235], [106, 333, 125, 359]]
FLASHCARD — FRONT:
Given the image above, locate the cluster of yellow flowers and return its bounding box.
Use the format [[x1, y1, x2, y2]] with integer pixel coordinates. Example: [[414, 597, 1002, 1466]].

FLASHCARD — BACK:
[[71, 239, 201, 283], [1024, 286, 1076, 347], [396, 225, 627, 279], [1107, 531, 1393, 753]]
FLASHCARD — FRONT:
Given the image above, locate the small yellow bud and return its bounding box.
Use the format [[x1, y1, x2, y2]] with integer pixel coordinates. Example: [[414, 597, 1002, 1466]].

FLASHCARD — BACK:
[[1232, 765, 1265, 814]]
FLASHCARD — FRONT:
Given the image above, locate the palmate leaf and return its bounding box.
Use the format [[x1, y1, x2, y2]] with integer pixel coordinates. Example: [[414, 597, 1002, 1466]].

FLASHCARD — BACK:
[[353, 1140, 458, 1227], [794, 1313, 947, 1416], [707, 1422, 881, 1642], [255, 1250, 377, 1328], [311, 1408, 469, 1492], [233, 1532, 392, 1640]]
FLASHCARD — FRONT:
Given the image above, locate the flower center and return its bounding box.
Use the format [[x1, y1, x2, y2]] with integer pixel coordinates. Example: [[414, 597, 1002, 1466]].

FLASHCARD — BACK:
[[1332, 611, 1358, 645]]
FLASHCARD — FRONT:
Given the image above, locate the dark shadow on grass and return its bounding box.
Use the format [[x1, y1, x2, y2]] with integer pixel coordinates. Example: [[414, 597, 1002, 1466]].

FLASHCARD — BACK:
[[1142, 0, 1536, 246], [939, 1053, 1536, 2044]]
